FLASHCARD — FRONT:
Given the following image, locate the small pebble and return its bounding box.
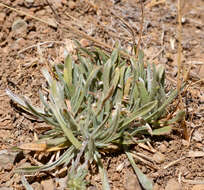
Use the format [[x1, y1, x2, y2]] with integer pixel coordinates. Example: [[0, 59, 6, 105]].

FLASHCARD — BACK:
[[116, 162, 124, 172], [47, 18, 57, 28], [24, 0, 34, 7], [80, 39, 90, 47], [0, 12, 6, 23], [153, 152, 165, 163], [0, 150, 19, 169], [68, 1, 76, 10], [88, 186, 98, 190], [25, 0, 34, 3], [159, 144, 167, 153], [32, 182, 43, 190], [192, 130, 203, 142], [182, 139, 189, 146], [165, 179, 181, 190], [12, 19, 27, 36], [12, 19, 27, 32], [124, 173, 142, 190], [41, 179, 55, 190], [181, 17, 186, 24], [11, 38, 26, 50]]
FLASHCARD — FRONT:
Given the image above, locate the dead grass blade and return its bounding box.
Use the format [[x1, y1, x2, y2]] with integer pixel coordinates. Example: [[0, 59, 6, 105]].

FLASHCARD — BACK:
[[135, 0, 144, 58], [177, 0, 183, 101]]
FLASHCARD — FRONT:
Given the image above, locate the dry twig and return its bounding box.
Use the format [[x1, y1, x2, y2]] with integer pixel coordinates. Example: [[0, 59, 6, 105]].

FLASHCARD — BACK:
[[135, 0, 144, 58]]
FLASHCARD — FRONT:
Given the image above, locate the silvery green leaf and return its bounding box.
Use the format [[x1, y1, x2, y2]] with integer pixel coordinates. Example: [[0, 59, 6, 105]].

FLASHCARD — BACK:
[[147, 63, 152, 92], [110, 48, 119, 66], [95, 156, 110, 190], [16, 146, 75, 173], [166, 110, 185, 124], [152, 126, 172, 135], [100, 104, 120, 144], [64, 55, 74, 96], [156, 64, 165, 86], [145, 85, 185, 122], [41, 68, 52, 86], [6, 89, 45, 115], [21, 176, 33, 190], [91, 113, 110, 138], [63, 109, 79, 131], [95, 47, 109, 63], [103, 59, 112, 92], [73, 66, 101, 114], [126, 151, 153, 190], [49, 101, 81, 149], [137, 80, 151, 105], [121, 100, 158, 130]]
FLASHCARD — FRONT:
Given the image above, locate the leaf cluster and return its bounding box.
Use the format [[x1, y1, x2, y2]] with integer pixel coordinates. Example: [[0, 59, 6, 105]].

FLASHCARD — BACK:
[[6, 46, 185, 190]]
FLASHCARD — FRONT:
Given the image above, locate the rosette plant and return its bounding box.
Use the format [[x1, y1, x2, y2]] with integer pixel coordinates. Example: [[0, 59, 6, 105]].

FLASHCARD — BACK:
[[6, 45, 184, 190]]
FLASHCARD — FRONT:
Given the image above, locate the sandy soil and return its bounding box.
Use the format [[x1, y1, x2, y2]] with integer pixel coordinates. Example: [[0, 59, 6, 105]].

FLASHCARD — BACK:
[[0, 0, 204, 189]]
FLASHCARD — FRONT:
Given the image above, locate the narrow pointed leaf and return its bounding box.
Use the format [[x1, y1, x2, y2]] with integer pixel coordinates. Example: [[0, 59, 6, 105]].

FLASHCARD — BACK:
[[16, 146, 75, 173], [49, 102, 81, 149], [6, 89, 45, 115], [121, 100, 158, 129], [64, 55, 74, 96], [21, 176, 33, 190], [152, 126, 172, 135], [96, 157, 110, 190], [137, 80, 150, 104], [126, 151, 153, 190], [166, 110, 185, 124], [145, 84, 185, 122]]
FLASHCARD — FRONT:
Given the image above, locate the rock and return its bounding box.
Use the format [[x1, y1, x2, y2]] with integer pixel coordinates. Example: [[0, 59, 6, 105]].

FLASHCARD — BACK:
[[68, 1, 76, 10], [24, 0, 34, 7], [80, 39, 90, 47], [192, 184, 204, 190], [88, 186, 98, 190], [12, 19, 27, 32], [11, 38, 26, 50], [11, 19, 27, 36], [25, 0, 34, 3], [32, 182, 43, 190], [141, 166, 147, 173], [55, 177, 67, 190], [163, 141, 169, 147], [52, 0, 63, 8], [46, 18, 57, 28], [182, 139, 190, 146], [153, 152, 165, 163], [0, 150, 19, 169], [41, 179, 55, 190], [36, 10, 46, 16], [0, 12, 6, 23], [165, 179, 181, 190], [159, 144, 167, 153], [124, 172, 142, 190], [56, 167, 67, 178], [181, 17, 186, 24], [116, 162, 124, 172], [160, 57, 168, 64], [4, 163, 13, 171]]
